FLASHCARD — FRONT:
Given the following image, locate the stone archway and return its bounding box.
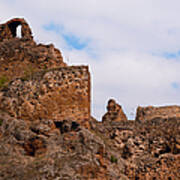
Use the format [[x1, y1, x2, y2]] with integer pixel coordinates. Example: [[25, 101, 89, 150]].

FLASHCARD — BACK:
[[0, 18, 33, 41], [7, 19, 22, 37]]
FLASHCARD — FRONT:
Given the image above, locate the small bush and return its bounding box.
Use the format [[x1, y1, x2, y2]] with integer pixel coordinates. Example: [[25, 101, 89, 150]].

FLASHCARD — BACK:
[[0, 119, 3, 126], [110, 155, 118, 163], [0, 75, 8, 88]]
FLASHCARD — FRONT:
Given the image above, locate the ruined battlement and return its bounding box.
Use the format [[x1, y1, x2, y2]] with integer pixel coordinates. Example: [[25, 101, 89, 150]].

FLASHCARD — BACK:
[[0, 18, 33, 41], [135, 105, 180, 122]]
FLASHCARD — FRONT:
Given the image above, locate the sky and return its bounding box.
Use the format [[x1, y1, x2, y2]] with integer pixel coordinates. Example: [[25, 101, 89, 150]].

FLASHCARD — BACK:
[[1, 0, 180, 120]]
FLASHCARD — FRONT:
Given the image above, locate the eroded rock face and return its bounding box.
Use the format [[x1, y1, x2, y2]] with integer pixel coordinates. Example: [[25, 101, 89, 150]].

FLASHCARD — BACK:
[[1, 109, 179, 179], [102, 99, 127, 123], [0, 112, 127, 179], [97, 117, 180, 179], [136, 105, 180, 122]]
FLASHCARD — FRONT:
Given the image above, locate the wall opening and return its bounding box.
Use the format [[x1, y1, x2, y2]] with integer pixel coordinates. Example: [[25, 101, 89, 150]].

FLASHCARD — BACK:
[[16, 25, 22, 38], [7, 20, 21, 37]]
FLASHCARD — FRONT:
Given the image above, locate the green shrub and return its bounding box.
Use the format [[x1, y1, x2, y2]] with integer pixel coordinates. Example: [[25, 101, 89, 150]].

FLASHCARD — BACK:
[[110, 155, 118, 163], [0, 119, 3, 126], [0, 75, 8, 88]]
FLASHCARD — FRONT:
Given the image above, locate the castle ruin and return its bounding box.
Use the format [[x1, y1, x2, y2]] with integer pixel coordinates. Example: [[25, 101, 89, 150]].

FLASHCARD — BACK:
[[0, 18, 90, 126]]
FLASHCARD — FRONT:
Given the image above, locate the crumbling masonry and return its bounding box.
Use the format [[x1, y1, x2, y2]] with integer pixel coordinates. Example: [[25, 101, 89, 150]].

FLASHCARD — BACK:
[[0, 18, 90, 126], [0, 18, 33, 41]]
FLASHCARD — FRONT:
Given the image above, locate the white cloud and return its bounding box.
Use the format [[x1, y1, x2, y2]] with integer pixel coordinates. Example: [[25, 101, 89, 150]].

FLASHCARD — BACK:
[[1, 0, 180, 120]]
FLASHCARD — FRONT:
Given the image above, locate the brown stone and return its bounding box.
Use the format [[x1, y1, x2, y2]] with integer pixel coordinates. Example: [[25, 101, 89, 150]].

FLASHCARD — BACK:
[[23, 136, 47, 156], [102, 99, 127, 123]]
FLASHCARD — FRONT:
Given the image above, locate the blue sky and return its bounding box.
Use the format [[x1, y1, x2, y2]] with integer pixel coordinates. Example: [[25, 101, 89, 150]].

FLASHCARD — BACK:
[[172, 82, 179, 89], [163, 51, 180, 59], [1, 0, 180, 120], [44, 23, 89, 50]]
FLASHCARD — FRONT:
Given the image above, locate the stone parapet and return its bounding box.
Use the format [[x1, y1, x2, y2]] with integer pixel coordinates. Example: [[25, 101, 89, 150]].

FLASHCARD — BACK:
[[135, 105, 180, 122]]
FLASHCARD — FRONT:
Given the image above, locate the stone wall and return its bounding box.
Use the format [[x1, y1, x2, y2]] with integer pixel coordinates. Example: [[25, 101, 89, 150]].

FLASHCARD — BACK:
[[135, 105, 180, 122], [0, 66, 90, 125]]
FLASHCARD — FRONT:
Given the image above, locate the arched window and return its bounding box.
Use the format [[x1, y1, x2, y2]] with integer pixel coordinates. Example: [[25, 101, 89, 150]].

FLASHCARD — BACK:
[[7, 20, 21, 37], [16, 25, 22, 38]]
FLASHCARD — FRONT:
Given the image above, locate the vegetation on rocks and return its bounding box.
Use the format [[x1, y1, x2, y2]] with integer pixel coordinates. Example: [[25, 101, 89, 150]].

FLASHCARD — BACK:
[[0, 75, 8, 89], [110, 155, 118, 163]]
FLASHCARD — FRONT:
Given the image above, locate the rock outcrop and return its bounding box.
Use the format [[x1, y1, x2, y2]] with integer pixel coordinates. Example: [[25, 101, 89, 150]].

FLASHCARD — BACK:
[[0, 18, 179, 179], [102, 99, 127, 123], [0, 112, 128, 179], [93, 117, 180, 179]]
